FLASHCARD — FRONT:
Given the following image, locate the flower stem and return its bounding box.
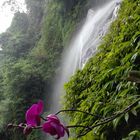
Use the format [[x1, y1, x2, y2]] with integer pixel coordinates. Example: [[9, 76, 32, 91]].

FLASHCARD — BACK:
[[67, 125, 92, 130], [40, 115, 47, 121], [8, 124, 42, 129], [55, 109, 101, 118]]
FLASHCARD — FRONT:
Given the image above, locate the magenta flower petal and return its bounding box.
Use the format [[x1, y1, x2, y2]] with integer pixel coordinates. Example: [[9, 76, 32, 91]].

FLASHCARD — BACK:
[[53, 123, 65, 137], [42, 121, 57, 136], [26, 100, 43, 126], [26, 104, 38, 126], [42, 114, 69, 139], [47, 114, 60, 124]]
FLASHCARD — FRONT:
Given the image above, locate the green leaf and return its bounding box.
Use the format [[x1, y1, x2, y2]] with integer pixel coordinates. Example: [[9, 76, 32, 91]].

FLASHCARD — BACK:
[[125, 113, 129, 123], [113, 115, 123, 129], [131, 109, 137, 116], [129, 130, 140, 136], [131, 52, 138, 62]]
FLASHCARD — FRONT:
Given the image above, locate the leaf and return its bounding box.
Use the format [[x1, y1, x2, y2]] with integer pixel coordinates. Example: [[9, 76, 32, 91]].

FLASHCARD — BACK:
[[129, 130, 140, 136], [113, 115, 122, 129], [125, 113, 129, 123], [131, 52, 138, 62], [131, 109, 137, 116]]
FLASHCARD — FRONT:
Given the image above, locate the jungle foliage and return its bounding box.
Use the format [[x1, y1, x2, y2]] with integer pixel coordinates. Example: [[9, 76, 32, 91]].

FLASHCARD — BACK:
[[0, 0, 139, 140], [0, 0, 87, 140], [64, 0, 140, 139]]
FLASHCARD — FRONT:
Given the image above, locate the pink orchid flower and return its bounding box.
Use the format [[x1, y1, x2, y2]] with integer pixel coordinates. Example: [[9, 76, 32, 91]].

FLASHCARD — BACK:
[[42, 114, 69, 139], [26, 100, 44, 127]]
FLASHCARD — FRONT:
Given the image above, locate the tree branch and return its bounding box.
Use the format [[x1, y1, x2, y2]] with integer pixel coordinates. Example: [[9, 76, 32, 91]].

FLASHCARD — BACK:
[[77, 98, 140, 137]]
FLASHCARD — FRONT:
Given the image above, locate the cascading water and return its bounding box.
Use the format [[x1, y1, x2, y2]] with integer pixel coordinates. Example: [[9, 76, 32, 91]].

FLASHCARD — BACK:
[[50, 0, 121, 114], [47, 0, 121, 139]]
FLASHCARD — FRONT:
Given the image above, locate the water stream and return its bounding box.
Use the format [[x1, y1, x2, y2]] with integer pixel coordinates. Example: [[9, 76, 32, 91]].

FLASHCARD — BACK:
[[50, 0, 120, 112], [47, 0, 121, 139]]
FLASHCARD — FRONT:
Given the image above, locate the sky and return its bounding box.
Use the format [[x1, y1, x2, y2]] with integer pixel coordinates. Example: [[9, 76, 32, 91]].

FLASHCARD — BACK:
[[0, 0, 26, 33]]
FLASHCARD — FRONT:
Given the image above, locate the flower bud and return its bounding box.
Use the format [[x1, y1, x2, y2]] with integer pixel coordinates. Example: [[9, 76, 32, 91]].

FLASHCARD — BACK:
[[7, 123, 13, 129], [18, 123, 24, 131], [23, 125, 32, 135]]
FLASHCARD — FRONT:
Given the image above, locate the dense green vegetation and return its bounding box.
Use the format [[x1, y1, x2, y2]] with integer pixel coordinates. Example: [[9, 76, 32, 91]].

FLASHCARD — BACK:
[[64, 0, 140, 139], [0, 0, 139, 139], [0, 0, 89, 140]]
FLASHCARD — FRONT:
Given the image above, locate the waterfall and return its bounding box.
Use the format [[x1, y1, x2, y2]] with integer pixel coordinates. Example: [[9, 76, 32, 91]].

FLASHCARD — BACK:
[[50, 0, 121, 114], [51, 1, 121, 111]]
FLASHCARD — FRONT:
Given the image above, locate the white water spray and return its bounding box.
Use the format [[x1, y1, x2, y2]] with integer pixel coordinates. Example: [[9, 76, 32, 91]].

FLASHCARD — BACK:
[[50, 0, 121, 114]]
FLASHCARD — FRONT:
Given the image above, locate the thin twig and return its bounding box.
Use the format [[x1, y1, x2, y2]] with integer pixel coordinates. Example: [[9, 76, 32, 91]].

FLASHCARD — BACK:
[[33, 126, 42, 129], [55, 109, 101, 118], [40, 115, 47, 121], [77, 98, 140, 137], [8, 124, 42, 129], [67, 125, 92, 130]]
